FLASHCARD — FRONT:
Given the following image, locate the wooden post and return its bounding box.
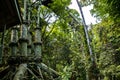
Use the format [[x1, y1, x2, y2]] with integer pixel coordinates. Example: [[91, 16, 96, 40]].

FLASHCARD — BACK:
[[34, 6, 42, 58], [9, 27, 18, 56], [28, 32, 32, 56], [0, 25, 6, 64], [27, 2, 32, 56], [0, 44, 3, 64], [14, 0, 28, 79], [19, 0, 28, 56]]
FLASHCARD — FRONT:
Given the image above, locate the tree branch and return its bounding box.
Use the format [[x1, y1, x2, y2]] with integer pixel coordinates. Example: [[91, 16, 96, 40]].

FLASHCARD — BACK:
[[13, 64, 27, 80], [37, 63, 60, 78]]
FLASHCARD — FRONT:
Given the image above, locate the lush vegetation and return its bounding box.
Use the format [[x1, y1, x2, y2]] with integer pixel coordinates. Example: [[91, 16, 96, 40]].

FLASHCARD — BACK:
[[0, 0, 120, 80]]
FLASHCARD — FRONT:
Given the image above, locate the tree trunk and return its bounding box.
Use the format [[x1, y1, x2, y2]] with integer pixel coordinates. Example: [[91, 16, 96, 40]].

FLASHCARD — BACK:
[[38, 63, 59, 78], [76, 0, 94, 62], [13, 64, 27, 80], [76, 0, 99, 80]]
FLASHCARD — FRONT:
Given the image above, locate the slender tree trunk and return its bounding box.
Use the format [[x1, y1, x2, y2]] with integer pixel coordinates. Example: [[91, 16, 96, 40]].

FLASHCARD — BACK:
[[76, 0, 99, 80], [76, 0, 94, 62]]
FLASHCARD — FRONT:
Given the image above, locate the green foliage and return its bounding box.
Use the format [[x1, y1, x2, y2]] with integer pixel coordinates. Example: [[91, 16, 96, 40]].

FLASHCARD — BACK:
[[61, 66, 72, 80], [49, 0, 71, 15], [91, 17, 120, 79], [91, 0, 120, 22], [3, 0, 120, 79]]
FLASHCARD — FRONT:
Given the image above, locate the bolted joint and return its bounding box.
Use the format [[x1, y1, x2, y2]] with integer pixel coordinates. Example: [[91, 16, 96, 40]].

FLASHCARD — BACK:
[[34, 42, 42, 46], [35, 26, 41, 30], [9, 42, 18, 47], [11, 27, 19, 31], [34, 57, 42, 63], [7, 56, 42, 65], [28, 31, 33, 35], [27, 45, 32, 48], [19, 38, 29, 43], [23, 20, 30, 25]]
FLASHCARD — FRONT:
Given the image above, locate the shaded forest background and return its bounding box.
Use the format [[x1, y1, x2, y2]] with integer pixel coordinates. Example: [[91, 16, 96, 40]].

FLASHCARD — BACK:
[[0, 0, 120, 80]]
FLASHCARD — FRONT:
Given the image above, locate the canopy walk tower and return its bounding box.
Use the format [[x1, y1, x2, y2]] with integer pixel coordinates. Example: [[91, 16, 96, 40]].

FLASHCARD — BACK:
[[0, 0, 59, 80]]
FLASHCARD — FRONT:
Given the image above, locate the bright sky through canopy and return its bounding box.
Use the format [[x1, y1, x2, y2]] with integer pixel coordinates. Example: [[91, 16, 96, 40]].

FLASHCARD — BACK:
[[69, 0, 97, 25]]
